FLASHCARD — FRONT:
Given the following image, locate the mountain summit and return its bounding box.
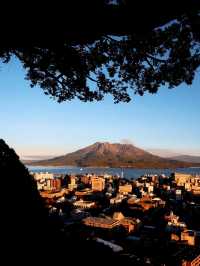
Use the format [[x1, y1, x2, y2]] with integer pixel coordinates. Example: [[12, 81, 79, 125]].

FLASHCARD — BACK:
[[27, 142, 196, 168]]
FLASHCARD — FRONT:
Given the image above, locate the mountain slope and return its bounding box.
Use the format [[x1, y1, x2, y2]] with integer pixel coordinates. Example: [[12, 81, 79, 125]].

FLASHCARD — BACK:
[[27, 142, 198, 168], [169, 155, 200, 164]]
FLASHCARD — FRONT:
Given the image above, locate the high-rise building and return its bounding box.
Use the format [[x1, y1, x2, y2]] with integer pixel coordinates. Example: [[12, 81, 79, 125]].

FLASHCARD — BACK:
[[47, 178, 61, 191], [91, 176, 105, 191], [68, 176, 77, 190]]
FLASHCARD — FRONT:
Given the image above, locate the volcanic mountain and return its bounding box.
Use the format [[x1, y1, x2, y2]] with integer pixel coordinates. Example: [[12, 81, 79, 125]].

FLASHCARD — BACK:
[[26, 142, 198, 168]]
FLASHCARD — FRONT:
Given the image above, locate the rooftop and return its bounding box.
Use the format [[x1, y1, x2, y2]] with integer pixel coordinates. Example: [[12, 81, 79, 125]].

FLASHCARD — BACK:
[[83, 217, 119, 226]]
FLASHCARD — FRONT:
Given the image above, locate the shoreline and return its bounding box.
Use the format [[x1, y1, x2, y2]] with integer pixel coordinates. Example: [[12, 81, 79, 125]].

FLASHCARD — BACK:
[[27, 165, 200, 170]]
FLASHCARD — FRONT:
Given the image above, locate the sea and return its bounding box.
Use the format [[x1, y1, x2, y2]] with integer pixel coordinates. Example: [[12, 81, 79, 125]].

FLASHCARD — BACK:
[[27, 166, 200, 180]]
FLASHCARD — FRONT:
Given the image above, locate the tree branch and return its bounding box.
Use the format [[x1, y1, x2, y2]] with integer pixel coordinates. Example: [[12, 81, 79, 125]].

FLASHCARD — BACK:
[[105, 35, 119, 42], [146, 53, 167, 62], [87, 75, 98, 83], [13, 50, 65, 87], [145, 56, 154, 70]]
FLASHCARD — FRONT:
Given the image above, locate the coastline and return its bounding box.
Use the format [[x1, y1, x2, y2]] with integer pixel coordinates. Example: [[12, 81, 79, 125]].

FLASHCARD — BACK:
[[26, 164, 197, 169]]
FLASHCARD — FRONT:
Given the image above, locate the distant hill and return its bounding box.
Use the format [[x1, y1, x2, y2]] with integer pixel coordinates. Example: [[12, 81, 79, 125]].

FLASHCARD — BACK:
[[21, 155, 55, 164], [147, 149, 182, 158], [26, 142, 199, 168], [169, 155, 200, 164]]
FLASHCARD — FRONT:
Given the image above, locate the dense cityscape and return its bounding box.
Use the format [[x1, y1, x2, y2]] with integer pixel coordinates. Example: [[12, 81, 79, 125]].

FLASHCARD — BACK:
[[31, 170, 200, 266]]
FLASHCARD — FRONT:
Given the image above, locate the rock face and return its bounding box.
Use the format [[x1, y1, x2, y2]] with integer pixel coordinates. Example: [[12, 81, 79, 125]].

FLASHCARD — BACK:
[[28, 142, 196, 168]]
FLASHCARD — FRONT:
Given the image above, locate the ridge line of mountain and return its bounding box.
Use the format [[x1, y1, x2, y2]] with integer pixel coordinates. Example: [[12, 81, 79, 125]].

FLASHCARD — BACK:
[[25, 142, 200, 168]]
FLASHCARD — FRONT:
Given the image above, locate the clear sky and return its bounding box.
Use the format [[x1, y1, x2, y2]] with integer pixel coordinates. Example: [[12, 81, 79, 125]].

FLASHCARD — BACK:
[[0, 57, 200, 157]]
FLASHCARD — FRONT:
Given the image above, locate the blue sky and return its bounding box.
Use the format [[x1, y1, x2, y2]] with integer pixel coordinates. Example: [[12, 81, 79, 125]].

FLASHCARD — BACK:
[[0, 57, 200, 157]]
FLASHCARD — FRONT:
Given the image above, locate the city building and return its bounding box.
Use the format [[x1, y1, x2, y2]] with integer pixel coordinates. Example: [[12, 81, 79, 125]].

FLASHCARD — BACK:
[[113, 212, 141, 233], [120, 218, 141, 233], [75, 188, 93, 196], [191, 186, 200, 195], [73, 199, 96, 209], [175, 172, 191, 186], [68, 176, 77, 190], [139, 196, 157, 211], [32, 172, 54, 181], [182, 254, 200, 266], [40, 188, 69, 199], [91, 176, 105, 191], [119, 184, 132, 194], [110, 194, 125, 204], [47, 178, 61, 191], [81, 175, 90, 185], [171, 233, 180, 241], [127, 195, 139, 205], [32, 172, 55, 190], [175, 189, 183, 200], [147, 184, 154, 194], [185, 182, 192, 191], [181, 230, 196, 246], [37, 183, 44, 190], [165, 211, 186, 231], [83, 217, 120, 229], [151, 175, 158, 183]]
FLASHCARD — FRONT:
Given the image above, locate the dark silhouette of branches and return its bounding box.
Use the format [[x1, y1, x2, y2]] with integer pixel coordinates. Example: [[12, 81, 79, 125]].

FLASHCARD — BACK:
[[0, 0, 199, 103]]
